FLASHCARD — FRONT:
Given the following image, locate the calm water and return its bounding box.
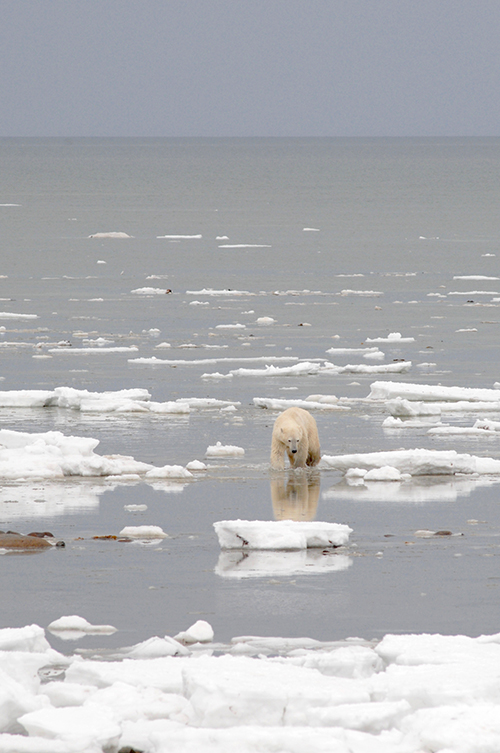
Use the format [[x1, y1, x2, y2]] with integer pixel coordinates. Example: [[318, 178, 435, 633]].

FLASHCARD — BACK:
[[1, 137, 500, 651]]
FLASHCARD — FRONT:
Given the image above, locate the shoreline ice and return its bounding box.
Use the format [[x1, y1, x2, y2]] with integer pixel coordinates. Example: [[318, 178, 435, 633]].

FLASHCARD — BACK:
[[2, 622, 500, 752]]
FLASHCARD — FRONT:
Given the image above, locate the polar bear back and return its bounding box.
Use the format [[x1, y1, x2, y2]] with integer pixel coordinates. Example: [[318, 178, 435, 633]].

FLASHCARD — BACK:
[[270, 407, 321, 470]]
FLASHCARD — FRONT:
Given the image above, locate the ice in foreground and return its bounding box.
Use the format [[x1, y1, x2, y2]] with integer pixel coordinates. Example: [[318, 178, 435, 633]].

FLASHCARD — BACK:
[[3, 623, 500, 752]]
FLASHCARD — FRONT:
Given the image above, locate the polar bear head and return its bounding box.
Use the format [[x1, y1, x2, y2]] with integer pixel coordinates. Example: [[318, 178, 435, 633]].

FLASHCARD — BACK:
[[279, 419, 303, 455]]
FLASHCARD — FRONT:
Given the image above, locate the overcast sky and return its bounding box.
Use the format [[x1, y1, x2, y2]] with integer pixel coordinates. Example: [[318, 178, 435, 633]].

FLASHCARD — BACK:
[[1, 0, 499, 137]]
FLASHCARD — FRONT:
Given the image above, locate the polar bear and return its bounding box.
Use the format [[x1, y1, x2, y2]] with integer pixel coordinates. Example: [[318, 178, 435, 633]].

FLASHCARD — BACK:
[[270, 407, 321, 470]]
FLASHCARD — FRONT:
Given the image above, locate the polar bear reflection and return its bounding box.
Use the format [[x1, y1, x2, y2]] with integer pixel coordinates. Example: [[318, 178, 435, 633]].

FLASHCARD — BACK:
[[271, 470, 320, 521]]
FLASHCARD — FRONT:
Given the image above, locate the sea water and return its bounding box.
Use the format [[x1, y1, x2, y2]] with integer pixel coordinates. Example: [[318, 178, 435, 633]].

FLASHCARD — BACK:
[[1, 137, 500, 652]]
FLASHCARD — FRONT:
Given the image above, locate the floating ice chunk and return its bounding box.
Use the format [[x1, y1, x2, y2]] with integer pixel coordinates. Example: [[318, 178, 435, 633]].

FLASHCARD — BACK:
[[339, 289, 383, 297], [89, 231, 132, 239], [322, 448, 500, 475], [130, 355, 297, 366], [213, 520, 352, 550], [231, 362, 322, 377], [157, 234, 202, 239], [448, 289, 499, 295], [202, 371, 234, 379], [215, 323, 246, 329], [124, 504, 148, 511], [186, 460, 207, 471], [174, 620, 214, 645], [0, 386, 192, 416], [0, 428, 159, 479], [178, 397, 240, 409], [186, 288, 255, 296], [144, 465, 193, 479], [254, 397, 349, 411], [255, 316, 276, 324], [118, 526, 168, 539], [326, 347, 381, 355], [370, 380, 500, 403], [383, 416, 442, 429], [339, 362, 411, 374], [47, 616, 117, 637], [386, 397, 442, 417], [216, 550, 352, 578], [305, 394, 340, 404], [0, 311, 38, 319], [453, 275, 500, 280], [364, 466, 406, 482], [365, 332, 415, 343], [303, 227, 320, 231], [206, 442, 244, 457], [131, 287, 170, 295], [155, 341, 171, 348], [218, 244, 271, 248], [428, 424, 497, 436], [49, 346, 139, 354], [126, 635, 190, 658]]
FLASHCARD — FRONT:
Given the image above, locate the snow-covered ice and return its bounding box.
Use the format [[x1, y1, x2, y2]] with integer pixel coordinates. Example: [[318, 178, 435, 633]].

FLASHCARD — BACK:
[[322, 447, 500, 475], [254, 396, 350, 411], [206, 442, 245, 457], [0, 428, 196, 480], [369, 380, 500, 403], [47, 616, 117, 639], [118, 526, 168, 539], [88, 231, 132, 239], [2, 623, 500, 752], [213, 520, 352, 549]]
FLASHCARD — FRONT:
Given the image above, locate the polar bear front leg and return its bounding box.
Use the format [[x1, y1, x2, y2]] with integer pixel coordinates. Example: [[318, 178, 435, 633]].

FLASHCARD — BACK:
[[270, 443, 286, 470]]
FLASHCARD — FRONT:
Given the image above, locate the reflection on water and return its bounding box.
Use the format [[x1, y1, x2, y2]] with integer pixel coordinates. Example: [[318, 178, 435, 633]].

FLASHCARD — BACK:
[[270, 470, 321, 521], [0, 481, 109, 520], [322, 474, 500, 505], [215, 549, 352, 579]]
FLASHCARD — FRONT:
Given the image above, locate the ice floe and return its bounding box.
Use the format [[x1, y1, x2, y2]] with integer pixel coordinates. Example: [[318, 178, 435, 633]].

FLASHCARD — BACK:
[[0, 311, 38, 319], [174, 620, 214, 645], [369, 380, 500, 405], [321, 448, 500, 476], [213, 520, 352, 550], [88, 232, 132, 239], [230, 361, 411, 377], [186, 288, 255, 296], [47, 616, 117, 639], [0, 429, 152, 479], [205, 442, 245, 457], [156, 234, 202, 239], [131, 287, 171, 295], [0, 387, 190, 414], [254, 397, 350, 411], [4, 623, 500, 752], [118, 526, 168, 539], [365, 332, 415, 343]]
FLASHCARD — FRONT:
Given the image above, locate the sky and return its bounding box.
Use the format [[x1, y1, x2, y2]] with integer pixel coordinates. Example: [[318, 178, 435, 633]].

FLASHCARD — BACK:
[[1, 0, 499, 137]]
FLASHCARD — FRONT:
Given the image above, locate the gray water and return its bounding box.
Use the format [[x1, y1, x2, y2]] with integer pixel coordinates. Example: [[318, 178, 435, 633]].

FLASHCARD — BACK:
[[1, 137, 500, 652]]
